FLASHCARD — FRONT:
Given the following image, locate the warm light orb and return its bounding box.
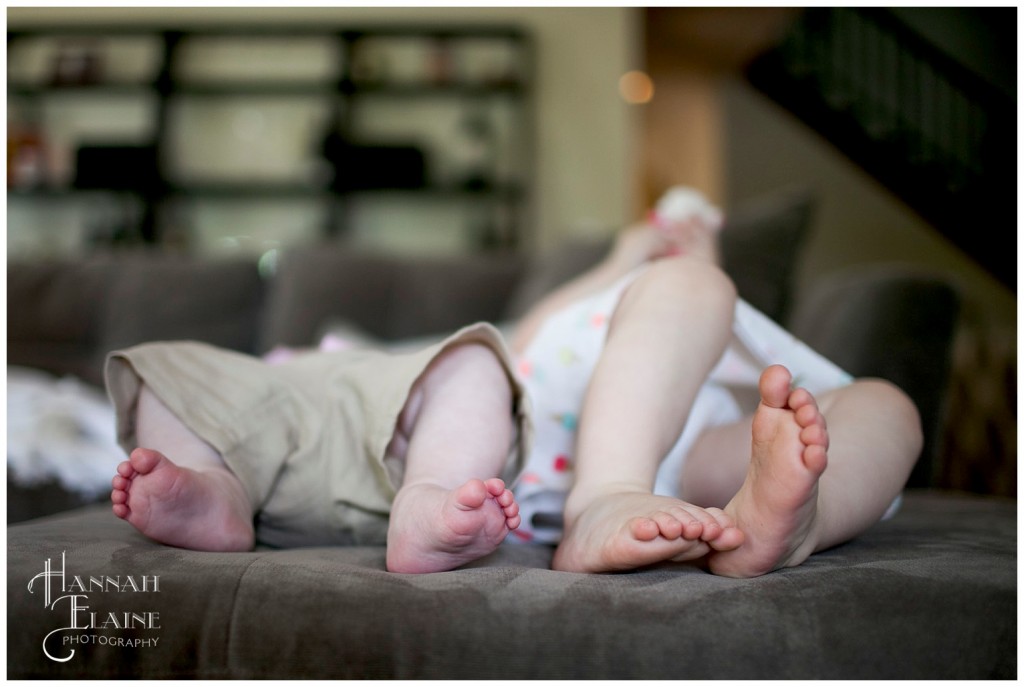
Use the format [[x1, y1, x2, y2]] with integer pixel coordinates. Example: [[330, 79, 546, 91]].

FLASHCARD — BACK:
[[619, 70, 654, 104]]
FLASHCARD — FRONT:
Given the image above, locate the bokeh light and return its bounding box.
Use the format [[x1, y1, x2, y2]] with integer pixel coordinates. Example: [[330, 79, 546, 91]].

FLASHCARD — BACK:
[[619, 70, 654, 104]]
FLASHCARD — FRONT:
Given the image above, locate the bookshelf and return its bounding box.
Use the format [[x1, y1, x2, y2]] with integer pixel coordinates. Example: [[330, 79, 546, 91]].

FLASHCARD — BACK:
[[7, 24, 533, 256]]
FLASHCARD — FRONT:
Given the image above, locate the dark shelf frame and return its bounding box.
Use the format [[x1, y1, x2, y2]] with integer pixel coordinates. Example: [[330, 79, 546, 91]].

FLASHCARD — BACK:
[[8, 22, 534, 251]]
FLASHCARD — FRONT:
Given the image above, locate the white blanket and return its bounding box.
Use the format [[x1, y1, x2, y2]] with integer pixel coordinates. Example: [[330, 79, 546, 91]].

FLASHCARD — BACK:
[[7, 366, 122, 498]]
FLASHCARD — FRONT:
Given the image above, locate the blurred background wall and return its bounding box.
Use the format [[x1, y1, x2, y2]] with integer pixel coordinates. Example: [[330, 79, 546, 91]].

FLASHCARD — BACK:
[[8, 6, 641, 257]]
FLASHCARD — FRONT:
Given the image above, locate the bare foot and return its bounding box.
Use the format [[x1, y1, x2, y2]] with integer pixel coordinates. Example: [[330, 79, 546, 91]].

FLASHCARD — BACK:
[[110, 447, 255, 552], [386, 478, 521, 573], [551, 491, 743, 573], [707, 365, 829, 578]]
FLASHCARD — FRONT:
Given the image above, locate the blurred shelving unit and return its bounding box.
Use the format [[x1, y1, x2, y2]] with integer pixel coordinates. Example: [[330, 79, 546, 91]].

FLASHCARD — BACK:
[[7, 24, 534, 259]]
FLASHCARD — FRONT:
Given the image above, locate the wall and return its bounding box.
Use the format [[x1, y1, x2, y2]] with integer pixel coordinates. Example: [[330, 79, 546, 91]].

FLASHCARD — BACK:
[[7, 6, 641, 257], [721, 74, 1015, 324], [639, 7, 1014, 325]]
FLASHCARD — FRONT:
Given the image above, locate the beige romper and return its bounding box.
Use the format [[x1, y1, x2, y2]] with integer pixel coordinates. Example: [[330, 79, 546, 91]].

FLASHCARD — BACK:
[[105, 323, 530, 549]]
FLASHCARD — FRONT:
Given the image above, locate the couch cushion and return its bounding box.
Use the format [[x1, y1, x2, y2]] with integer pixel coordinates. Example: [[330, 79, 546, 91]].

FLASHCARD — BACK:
[[8, 255, 265, 386], [788, 265, 961, 487], [261, 247, 525, 350], [98, 254, 265, 357], [7, 491, 1015, 679], [8, 260, 115, 386]]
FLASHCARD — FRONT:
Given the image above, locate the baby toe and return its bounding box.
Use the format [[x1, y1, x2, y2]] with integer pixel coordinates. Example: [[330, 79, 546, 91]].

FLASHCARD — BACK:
[[703, 507, 736, 530], [629, 517, 661, 541], [800, 422, 829, 448], [668, 511, 705, 540], [495, 488, 515, 508], [651, 511, 684, 539], [795, 403, 824, 429], [483, 478, 507, 497], [788, 387, 817, 411], [454, 479, 489, 509]]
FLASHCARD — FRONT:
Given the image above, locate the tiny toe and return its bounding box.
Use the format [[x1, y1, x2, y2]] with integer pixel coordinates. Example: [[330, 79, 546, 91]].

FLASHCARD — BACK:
[[680, 518, 704, 540], [795, 403, 825, 430], [699, 519, 723, 542], [111, 489, 127, 505], [495, 488, 515, 508], [800, 423, 829, 448], [129, 448, 163, 474], [703, 507, 736, 531], [707, 526, 745, 551], [652, 511, 683, 539], [116, 461, 135, 478], [788, 387, 817, 411], [759, 365, 793, 408], [112, 475, 129, 490], [483, 478, 506, 497], [666, 506, 702, 538], [507, 514, 521, 530], [503, 500, 520, 518], [803, 444, 828, 473], [629, 517, 661, 541], [454, 479, 488, 509], [112, 503, 129, 519]]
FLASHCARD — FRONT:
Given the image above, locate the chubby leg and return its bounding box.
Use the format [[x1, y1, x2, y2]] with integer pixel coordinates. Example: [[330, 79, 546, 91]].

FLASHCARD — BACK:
[[110, 386, 255, 552], [680, 368, 922, 577], [386, 343, 521, 574], [552, 257, 745, 573]]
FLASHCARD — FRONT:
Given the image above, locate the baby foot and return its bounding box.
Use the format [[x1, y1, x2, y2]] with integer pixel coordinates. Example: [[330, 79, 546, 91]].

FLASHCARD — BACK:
[[707, 365, 829, 578], [551, 491, 743, 573], [110, 447, 255, 552], [386, 478, 521, 573]]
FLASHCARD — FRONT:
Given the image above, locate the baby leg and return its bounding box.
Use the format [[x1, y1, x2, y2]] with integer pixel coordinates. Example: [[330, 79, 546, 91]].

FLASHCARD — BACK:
[[386, 343, 521, 573], [110, 386, 255, 551], [552, 257, 745, 573], [679, 368, 922, 577]]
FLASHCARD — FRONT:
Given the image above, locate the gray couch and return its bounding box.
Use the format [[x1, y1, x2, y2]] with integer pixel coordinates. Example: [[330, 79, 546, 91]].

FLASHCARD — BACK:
[[7, 191, 1016, 678]]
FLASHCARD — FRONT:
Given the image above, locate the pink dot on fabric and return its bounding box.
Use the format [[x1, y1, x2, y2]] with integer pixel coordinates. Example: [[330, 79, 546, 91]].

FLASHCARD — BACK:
[[591, 313, 606, 328], [517, 359, 532, 377], [521, 472, 542, 484], [511, 529, 534, 541], [552, 455, 570, 472]]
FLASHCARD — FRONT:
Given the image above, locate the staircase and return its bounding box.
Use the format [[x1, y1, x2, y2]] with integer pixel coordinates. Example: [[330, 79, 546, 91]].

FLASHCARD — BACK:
[[747, 8, 1016, 291]]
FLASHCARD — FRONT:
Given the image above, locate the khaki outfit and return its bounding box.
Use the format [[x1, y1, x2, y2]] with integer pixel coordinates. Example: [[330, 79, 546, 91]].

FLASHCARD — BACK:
[[106, 323, 529, 548]]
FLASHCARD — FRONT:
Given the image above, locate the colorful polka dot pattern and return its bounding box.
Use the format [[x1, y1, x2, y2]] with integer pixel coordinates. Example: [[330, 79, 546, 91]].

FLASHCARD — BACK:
[[509, 268, 855, 545], [509, 272, 637, 544]]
